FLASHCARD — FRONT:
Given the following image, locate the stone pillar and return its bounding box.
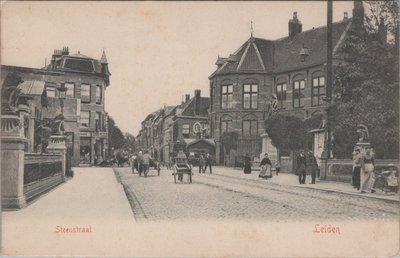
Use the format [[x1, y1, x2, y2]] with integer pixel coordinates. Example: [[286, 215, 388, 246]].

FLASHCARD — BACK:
[[47, 135, 67, 181], [1, 114, 27, 209], [260, 132, 278, 165]]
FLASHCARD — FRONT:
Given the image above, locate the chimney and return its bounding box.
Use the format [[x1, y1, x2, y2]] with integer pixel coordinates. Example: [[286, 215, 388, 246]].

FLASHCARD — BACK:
[[344, 12, 348, 20], [194, 90, 201, 116], [61, 46, 69, 55], [352, 0, 364, 27], [378, 17, 387, 44], [289, 12, 302, 39], [185, 94, 190, 103]]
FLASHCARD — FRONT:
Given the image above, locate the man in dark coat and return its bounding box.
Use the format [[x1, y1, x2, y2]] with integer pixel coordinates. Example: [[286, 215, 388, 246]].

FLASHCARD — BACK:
[[204, 153, 212, 174], [306, 150, 319, 184], [297, 150, 307, 184]]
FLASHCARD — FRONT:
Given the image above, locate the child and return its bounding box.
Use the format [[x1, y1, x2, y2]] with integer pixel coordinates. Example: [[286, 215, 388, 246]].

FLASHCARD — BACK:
[[384, 164, 398, 193]]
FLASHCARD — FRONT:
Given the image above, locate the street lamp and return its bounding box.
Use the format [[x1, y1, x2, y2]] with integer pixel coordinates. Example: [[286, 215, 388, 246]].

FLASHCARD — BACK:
[[57, 83, 67, 115]]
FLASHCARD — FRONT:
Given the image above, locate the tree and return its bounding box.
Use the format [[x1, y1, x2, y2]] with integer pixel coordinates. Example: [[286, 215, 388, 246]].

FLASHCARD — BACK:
[[332, 1, 399, 158], [265, 114, 307, 154], [108, 116, 125, 152], [123, 132, 136, 152]]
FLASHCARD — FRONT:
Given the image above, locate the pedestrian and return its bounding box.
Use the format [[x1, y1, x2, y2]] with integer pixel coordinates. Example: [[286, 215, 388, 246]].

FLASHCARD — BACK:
[[244, 153, 252, 174], [176, 150, 189, 181], [205, 153, 212, 174], [297, 150, 307, 184], [360, 146, 375, 193], [259, 153, 272, 179], [199, 154, 206, 173], [142, 150, 152, 177], [306, 150, 318, 184], [137, 151, 144, 176], [352, 147, 362, 190], [385, 164, 399, 193], [275, 160, 280, 176]]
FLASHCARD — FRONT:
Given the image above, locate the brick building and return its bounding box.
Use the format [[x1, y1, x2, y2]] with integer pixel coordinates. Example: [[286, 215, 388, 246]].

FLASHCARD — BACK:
[[209, 4, 365, 165], [1, 47, 111, 166]]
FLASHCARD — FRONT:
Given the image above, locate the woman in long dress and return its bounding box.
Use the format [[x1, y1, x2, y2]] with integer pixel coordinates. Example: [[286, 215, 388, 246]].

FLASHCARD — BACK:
[[259, 153, 272, 179], [244, 154, 252, 174], [360, 147, 374, 193]]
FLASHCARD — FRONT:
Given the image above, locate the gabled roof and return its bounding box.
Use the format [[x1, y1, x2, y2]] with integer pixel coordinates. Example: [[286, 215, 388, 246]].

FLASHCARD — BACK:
[[181, 97, 209, 117], [210, 18, 352, 77]]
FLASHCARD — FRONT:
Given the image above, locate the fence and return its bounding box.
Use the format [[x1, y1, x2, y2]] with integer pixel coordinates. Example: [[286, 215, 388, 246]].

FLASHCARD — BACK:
[[324, 159, 400, 183], [23, 153, 64, 202]]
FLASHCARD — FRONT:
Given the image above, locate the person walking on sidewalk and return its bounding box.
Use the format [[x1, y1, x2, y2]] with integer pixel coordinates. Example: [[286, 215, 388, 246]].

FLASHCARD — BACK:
[[244, 153, 252, 174], [306, 150, 319, 184], [360, 146, 375, 193], [275, 160, 281, 176], [142, 150, 152, 177], [259, 153, 272, 179], [297, 150, 307, 184], [199, 154, 206, 173], [205, 153, 212, 174], [352, 147, 362, 190]]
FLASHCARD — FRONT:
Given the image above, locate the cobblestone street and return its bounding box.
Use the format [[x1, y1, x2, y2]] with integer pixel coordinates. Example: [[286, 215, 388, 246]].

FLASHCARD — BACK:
[[114, 166, 399, 222]]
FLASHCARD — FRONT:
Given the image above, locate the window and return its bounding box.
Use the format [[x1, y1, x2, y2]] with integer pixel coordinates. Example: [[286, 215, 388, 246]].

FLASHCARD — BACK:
[[182, 124, 190, 138], [276, 83, 287, 109], [243, 120, 258, 137], [95, 112, 101, 131], [221, 85, 233, 109], [96, 85, 102, 104], [46, 85, 56, 98], [312, 76, 325, 106], [220, 119, 232, 134], [81, 111, 90, 128], [81, 84, 91, 103], [243, 84, 258, 109], [210, 83, 214, 112], [65, 83, 75, 98], [293, 80, 305, 108]]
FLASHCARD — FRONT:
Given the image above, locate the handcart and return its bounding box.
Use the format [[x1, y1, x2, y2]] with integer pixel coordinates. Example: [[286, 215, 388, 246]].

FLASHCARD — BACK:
[[173, 158, 192, 183]]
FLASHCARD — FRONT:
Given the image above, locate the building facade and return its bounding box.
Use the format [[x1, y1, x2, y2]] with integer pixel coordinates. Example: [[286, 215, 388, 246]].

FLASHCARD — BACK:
[[136, 89, 214, 163], [1, 47, 111, 166], [209, 4, 364, 165]]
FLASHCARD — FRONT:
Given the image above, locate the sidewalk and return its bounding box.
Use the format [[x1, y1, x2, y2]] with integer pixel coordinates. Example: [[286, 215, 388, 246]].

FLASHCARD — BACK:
[[2, 167, 135, 256], [211, 166, 400, 202]]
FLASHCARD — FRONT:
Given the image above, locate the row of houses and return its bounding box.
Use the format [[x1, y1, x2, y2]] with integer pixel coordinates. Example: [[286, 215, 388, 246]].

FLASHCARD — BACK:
[[137, 2, 375, 168], [136, 89, 215, 164]]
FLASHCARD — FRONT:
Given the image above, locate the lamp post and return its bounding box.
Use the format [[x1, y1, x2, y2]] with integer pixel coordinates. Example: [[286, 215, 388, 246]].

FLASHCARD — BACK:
[[57, 83, 67, 115]]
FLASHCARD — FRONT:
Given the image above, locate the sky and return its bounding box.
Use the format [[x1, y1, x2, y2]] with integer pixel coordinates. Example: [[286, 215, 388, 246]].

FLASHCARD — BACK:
[[2, 1, 354, 135]]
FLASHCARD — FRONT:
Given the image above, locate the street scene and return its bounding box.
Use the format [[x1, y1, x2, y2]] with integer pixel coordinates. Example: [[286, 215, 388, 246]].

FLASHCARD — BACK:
[[114, 166, 399, 221], [1, 0, 399, 257]]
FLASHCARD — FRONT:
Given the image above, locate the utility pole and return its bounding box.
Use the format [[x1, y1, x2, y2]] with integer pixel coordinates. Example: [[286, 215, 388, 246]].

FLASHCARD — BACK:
[[324, 0, 333, 180]]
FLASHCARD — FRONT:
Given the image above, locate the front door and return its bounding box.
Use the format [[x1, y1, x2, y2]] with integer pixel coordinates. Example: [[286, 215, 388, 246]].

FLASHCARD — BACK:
[[80, 137, 91, 165]]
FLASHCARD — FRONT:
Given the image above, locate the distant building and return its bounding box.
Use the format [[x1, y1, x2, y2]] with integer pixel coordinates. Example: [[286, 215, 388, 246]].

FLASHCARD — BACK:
[[209, 3, 364, 165], [1, 47, 111, 166], [136, 89, 214, 163]]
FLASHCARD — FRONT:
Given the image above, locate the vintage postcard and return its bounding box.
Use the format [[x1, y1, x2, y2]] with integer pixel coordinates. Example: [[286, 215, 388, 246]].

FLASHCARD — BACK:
[[1, 1, 399, 257]]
